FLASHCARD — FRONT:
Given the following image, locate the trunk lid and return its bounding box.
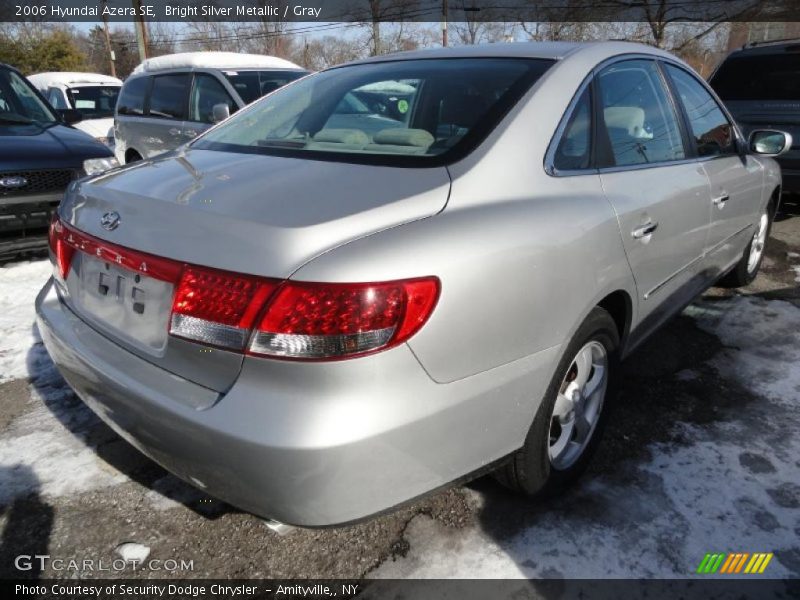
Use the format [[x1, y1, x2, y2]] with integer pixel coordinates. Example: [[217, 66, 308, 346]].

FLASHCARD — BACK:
[[57, 148, 450, 392]]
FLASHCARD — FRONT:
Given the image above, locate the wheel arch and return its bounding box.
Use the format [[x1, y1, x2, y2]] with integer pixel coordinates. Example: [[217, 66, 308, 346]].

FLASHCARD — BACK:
[[596, 289, 633, 353]]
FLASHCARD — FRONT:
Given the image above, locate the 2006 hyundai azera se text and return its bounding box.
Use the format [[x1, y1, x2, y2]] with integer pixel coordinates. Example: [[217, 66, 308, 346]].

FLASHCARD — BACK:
[[37, 42, 791, 527]]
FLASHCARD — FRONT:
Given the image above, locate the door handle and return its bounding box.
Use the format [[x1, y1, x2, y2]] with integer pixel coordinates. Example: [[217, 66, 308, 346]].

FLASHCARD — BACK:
[[632, 221, 659, 239], [712, 194, 730, 208]]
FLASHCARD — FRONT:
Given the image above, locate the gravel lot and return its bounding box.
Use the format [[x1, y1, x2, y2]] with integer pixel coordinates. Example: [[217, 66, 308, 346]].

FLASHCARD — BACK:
[[1, 198, 799, 581]]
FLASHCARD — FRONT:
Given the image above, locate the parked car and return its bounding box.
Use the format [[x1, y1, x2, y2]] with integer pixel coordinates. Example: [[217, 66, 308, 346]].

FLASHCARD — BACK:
[[114, 51, 307, 164], [709, 40, 800, 193], [37, 42, 788, 527], [0, 63, 114, 259], [28, 72, 122, 148]]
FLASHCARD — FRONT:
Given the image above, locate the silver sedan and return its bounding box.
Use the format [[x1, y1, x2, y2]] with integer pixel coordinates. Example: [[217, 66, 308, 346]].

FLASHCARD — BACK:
[[37, 42, 789, 527]]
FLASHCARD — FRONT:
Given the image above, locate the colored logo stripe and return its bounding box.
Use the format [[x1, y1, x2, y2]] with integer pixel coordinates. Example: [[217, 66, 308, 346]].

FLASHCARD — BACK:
[[698, 552, 773, 574]]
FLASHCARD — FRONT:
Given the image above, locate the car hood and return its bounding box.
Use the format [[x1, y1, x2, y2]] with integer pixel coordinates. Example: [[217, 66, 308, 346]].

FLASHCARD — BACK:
[[0, 123, 112, 170], [60, 148, 451, 278], [74, 117, 115, 140]]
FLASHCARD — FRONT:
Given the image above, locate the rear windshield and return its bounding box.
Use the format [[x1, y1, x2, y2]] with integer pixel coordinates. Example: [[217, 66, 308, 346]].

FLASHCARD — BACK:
[[194, 58, 553, 167], [222, 69, 307, 104], [67, 85, 120, 118], [710, 54, 800, 101]]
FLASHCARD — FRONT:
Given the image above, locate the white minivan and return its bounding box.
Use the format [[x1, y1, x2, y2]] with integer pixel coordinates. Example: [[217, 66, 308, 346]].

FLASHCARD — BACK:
[[28, 72, 122, 147], [113, 52, 307, 164]]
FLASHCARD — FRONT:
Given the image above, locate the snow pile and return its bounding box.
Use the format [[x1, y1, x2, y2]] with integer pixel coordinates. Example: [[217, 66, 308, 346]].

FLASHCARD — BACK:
[[0, 260, 52, 382], [0, 259, 127, 505]]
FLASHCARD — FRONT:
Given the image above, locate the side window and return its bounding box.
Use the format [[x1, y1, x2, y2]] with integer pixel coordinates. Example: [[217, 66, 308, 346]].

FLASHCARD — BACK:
[[664, 64, 736, 158], [596, 59, 686, 167], [48, 88, 68, 109], [553, 86, 592, 171], [189, 74, 236, 123], [117, 76, 148, 115], [148, 74, 189, 120]]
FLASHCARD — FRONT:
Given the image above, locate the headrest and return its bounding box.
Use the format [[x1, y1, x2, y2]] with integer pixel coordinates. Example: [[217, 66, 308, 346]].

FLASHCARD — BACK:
[[373, 128, 434, 148], [603, 106, 645, 137], [312, 128, 370, 145]]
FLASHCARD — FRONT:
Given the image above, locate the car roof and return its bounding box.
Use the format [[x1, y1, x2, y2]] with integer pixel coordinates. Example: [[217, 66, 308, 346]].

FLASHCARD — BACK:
[[28, 72, 122, 87], [132, 51, 303, 74], [344, 41, 676, 66]]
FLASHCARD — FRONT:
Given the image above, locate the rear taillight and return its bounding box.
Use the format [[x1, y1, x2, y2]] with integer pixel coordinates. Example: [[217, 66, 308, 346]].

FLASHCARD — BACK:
[[49, 215, 75, 280], [169, 267, 278, 350], [248, 278, 440, 359], [49, 217, 440, 361]]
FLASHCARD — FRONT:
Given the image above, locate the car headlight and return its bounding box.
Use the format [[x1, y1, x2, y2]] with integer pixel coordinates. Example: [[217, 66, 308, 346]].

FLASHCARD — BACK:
[[83, 157, 119, 176]]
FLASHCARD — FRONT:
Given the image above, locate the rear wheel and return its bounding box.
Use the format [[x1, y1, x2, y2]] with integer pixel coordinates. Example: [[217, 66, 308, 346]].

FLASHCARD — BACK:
[[495, 307, 619, 496], [125, 150, 142, 164], [719, 203, 772, 288]]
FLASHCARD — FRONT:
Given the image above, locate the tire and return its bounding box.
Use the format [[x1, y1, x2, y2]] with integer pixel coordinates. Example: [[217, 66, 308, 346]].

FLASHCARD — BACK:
[[718, 201, 773, 288], [125, 150, 142, 164], [495, 307, 620, 497]]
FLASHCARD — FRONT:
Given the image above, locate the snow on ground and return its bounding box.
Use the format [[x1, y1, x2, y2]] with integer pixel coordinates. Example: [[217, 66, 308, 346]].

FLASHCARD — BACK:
[[0, 259, 127, 504], [371, 296, 800, 579], [0, 260, 52, 382]]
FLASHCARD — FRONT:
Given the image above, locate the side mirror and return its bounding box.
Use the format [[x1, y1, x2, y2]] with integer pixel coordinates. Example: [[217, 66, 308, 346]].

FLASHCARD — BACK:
[[212, 103, 230, 123], [749, 130, 793, 157], [58, 109, 83, 125]]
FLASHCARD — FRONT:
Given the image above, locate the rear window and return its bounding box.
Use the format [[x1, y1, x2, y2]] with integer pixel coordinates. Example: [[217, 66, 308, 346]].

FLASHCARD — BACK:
[[117, 76, 148, 115], [68, 85, 120, 119], [194, 58, 554, 167], [222, 69, 307, 104], [710, 53, 800, 101]]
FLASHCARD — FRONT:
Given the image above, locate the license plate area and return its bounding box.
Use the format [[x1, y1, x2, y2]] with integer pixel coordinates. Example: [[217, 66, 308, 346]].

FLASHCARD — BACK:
[[72, 253, 173, 354]]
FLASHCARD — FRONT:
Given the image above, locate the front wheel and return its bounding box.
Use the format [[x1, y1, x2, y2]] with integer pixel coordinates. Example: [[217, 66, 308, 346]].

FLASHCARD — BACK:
[[495, 307, 619, 497], [719, 204, 772, 288]]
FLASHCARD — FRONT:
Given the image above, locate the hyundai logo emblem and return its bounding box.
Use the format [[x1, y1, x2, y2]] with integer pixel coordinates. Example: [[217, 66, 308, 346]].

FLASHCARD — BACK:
[[100, 211, 121, 231], [0, 176, 27, 189]]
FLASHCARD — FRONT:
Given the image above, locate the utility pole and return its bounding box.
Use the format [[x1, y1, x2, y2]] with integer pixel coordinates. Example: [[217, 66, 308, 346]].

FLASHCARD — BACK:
[[101, 0, 116, 77], [132, 0, 149, 62], [442, 0, 448, 47]]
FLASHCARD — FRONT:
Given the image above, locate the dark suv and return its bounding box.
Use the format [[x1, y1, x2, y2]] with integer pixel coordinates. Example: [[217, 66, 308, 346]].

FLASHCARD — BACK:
[[0, 63, 112, 259], [710, 41, 800, 194]]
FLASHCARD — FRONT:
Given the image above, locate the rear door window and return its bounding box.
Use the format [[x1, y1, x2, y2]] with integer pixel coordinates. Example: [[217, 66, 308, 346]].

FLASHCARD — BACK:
[[117, 76, 149, 115], [148, 74, 189, 120], [596, 59, 686, 167], [665, 64, 736, 158]]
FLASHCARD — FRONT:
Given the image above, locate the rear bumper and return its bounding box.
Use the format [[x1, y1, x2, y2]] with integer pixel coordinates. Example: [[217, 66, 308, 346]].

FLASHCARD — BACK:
[[36, 278, 559, 526]]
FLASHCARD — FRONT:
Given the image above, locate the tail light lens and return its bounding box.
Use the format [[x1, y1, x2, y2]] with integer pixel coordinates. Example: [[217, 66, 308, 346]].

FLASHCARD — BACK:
[[170, 268, 277, 350], [48, 215, 75, 280], [248, 278, 440, 359], [48, 217, 439, 361]]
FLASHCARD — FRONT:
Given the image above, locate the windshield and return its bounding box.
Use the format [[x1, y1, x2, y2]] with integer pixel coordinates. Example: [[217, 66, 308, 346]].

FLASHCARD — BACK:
[[0, 68, 58, 125], [222, 69, 307, 104], [710, 54, 800, 101], [195, 58, 553, 166], [67, 85, 120, 118]]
